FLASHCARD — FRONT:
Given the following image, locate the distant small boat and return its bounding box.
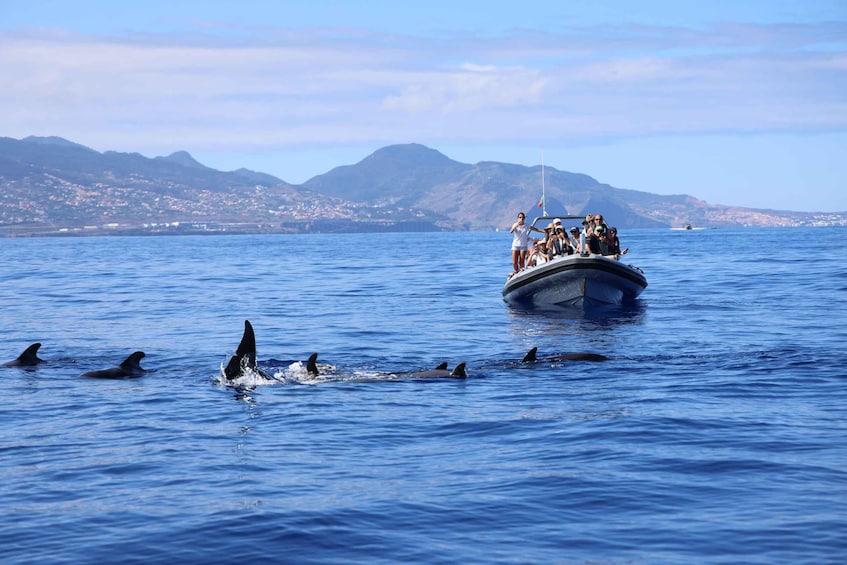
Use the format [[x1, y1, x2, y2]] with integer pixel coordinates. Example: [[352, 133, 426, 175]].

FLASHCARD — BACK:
[[503, 215, 647, 307]]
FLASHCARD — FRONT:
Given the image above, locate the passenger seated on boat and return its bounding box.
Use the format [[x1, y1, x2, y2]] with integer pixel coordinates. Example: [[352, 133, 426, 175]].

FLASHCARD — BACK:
[[539, 239, 553, 263], [545, 222, 560, 256], [596, 224, 611, 255], [584, 214, 594, 233], [546, 219, 571, 257], [549, 229, 562, 256], [551, 227, 573, 256], [526, 239, 538, 266], [528, 239, 551, 266], [551, 218, 564, 236], [607, 227, 628, 258], [569, 227, 581, 253], [594, 214, 608, 233], [587, 224, 604, 254]]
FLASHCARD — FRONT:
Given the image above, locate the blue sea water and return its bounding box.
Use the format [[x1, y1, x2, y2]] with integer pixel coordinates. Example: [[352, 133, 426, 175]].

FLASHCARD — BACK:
[[1, 228, 845, 564]]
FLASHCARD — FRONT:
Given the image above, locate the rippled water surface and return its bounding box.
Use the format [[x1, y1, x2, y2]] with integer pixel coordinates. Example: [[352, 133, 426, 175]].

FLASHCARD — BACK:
[[1, 228, 845, 563]]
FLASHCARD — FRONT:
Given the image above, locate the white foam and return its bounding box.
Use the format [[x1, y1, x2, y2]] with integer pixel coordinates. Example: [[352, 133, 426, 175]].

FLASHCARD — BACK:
[[213, 358, 404, 386], [269, 360, 338, 385], [214, 359, 278, 387]]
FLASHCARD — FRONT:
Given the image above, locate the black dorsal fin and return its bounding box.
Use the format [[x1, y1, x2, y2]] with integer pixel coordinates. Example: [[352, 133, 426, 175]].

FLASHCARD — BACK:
[[120, 351, 146, 370], [521, 347, 538, 364], [451, 362, 467, 378], [236, 320, 257, 369], [306, 353, 319, 376], [224, 355, 241, 380], [17, 343, 43, 365], [434, 362, 448, 371]]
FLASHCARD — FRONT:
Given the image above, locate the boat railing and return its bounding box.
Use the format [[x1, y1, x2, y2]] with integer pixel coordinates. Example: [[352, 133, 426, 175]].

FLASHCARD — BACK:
[[528, 215, 585, 230]]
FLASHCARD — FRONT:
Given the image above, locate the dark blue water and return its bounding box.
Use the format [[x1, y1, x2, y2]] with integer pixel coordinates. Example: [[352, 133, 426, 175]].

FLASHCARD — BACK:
[[1, 228, 845, 563]]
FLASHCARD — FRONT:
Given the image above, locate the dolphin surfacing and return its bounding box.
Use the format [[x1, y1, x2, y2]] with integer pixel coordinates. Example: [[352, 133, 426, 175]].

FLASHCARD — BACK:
[[224, 320, 321, 382], [81, 351, 146, 379], [2, 343, 44, 367], [224, 320, 268, 380], [521, 347, 608, 364], [407, 362, 467, 379], [306, 353, 319, 377], [224, 320, 463, 383]]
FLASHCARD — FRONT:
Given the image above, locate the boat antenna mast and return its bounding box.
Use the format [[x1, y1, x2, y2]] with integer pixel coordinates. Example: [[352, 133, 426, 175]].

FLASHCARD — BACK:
[[541, 152, 548, 216]]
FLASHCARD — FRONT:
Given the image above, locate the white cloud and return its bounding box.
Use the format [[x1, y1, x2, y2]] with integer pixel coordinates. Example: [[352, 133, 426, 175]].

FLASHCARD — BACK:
[[382, 65, 547, 114], [0, 20, 845, 155]]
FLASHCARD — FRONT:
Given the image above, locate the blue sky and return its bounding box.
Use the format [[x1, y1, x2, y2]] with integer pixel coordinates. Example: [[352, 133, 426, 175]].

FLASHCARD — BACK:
[[2, 0, 845, 211]]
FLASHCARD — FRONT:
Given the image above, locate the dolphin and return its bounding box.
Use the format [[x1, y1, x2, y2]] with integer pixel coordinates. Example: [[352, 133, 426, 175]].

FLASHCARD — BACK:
[[224, 320, 457, 382], [521, 347, 608, 364], [224, 320, 269, 380], [224, 320, 319, 380], [2, 343, 44, 367], [81, 351, 146, 379], [406, 362, 467, 379]]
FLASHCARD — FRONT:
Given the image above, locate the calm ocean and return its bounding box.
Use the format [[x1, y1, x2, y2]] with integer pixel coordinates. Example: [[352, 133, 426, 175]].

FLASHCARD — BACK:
[[1, 228, 845, 564]]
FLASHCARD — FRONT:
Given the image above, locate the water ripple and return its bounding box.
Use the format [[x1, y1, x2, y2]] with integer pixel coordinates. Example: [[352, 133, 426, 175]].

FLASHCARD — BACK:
[[1, 229, 846, 563]]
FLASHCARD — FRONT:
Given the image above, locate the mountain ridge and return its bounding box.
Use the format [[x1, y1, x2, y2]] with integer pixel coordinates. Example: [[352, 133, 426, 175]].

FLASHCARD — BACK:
[[1, 135, 843, 236]]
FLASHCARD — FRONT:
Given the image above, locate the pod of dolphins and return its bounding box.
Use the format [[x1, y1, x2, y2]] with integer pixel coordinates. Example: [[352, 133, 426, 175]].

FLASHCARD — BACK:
[[2, 320, 608, 381]]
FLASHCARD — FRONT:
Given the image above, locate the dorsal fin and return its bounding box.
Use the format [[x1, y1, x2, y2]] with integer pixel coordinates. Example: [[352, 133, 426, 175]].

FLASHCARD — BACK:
[[16, 343, 43, 365], [434, 362, 448, 371], [521, 347, 538, 363], [224, 320, 262, 380], [224, 355, 241, 380], [236, 320, 257, 369], [451, 362, 467, 378], [120, 351, 146, 370], [306, 353, 319, 376]]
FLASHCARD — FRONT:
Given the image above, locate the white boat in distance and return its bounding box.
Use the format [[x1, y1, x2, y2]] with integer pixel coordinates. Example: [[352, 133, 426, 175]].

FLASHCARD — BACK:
[[502, 215, 647, 307]]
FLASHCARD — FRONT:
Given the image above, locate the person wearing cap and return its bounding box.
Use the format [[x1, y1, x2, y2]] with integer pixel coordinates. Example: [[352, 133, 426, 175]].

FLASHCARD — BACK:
[[544, 223, 560, 256], [568, 226, 581, 250], [596, 223, 610, 255], [549, 218, 563, 250], [542, 223, 555, 247], [549, 220, 572, 257], [587, 223, 603, 254], [576, 219, 592, 254], [528, 238, 551, 266]]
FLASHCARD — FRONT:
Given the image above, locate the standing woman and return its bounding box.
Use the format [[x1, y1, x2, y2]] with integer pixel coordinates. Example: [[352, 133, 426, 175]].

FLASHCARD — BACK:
[[509, 212, 543, 273]]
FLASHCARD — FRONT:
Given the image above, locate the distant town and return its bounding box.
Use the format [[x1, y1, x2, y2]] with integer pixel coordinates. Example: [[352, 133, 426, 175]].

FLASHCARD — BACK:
[[2, 135, 845, 237]]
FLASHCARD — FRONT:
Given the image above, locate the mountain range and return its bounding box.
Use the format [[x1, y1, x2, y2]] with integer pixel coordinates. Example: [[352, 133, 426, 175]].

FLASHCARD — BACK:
[[1, 135, 842, 237]]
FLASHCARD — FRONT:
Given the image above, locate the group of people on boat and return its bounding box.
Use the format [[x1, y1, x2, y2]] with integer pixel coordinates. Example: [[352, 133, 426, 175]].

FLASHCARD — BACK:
[[509, 212, 628, 273]]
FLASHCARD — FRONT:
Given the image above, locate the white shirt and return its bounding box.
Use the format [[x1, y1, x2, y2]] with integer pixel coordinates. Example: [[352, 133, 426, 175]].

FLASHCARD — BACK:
[[511, 224, 531, 249]]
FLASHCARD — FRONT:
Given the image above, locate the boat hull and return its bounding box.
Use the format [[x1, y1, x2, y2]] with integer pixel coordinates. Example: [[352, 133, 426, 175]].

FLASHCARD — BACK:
[[502, 255, 647, 307]]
